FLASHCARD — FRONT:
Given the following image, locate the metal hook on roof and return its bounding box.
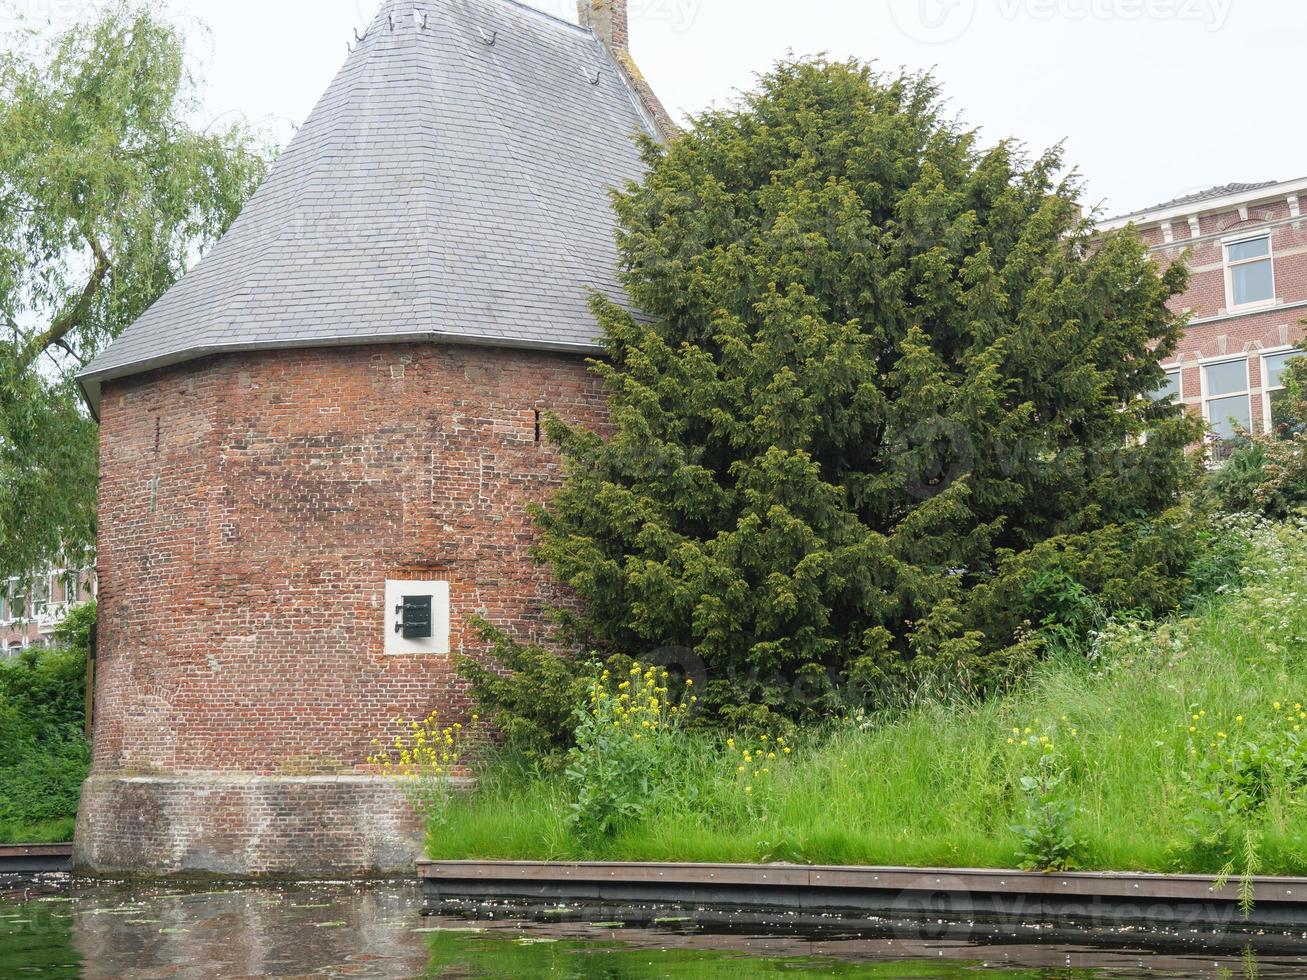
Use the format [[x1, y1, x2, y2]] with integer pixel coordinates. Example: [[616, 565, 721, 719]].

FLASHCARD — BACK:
[[581, 65, 601, 85], [388, 13, 395, 31], [354, 27, 366, 43], [479, 27, 498, 46], [419, 11, 429, 30]]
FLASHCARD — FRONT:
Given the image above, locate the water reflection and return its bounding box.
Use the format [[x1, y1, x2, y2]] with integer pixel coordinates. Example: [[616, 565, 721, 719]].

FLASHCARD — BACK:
[[0, 877, 1303, 978], [4, 880, 429, 978]]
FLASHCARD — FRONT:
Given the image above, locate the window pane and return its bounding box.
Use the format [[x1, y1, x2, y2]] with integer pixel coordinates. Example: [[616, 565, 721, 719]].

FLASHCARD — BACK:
[[1268, 388, 1305, 439], [1227, 237, 1270, 262], [1232, 258, 1274, 305], [1149, 370, 1181, 402], [1204, 359, 1247, 397], [1265, 351, 1301, 390], [1207, 394, 1252, 441]]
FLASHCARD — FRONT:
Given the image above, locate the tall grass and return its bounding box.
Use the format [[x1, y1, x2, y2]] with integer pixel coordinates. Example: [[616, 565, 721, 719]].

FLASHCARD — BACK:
[[0, 817, 77, 845], [432, 518, 1307, 874]]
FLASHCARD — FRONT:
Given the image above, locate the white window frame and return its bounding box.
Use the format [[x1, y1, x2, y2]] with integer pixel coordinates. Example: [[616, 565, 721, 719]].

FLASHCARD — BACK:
[[1200, 354, 1252, 447], [3, 577, 20, 626], [30, 571, 50, 622], [1150, 365, 1183, 403], [1135, 365, 1183, 447], [43, 567, 74, 624], [1261, 346, 1302, 435], [383, 579, 451, 656], [1223, 233, 1277, 312]]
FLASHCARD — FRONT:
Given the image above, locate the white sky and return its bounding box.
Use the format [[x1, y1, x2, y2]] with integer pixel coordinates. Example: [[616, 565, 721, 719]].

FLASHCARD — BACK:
[[10, 0, 1306, 218]]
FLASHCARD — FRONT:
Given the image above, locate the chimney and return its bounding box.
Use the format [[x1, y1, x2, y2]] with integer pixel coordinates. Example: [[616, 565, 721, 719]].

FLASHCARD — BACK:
[[578, 0, 628, 53], [578, 0, 676, 141]]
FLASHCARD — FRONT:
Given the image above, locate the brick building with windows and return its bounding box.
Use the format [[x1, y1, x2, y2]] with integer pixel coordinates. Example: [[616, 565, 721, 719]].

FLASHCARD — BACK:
[[70, 0, 669, 878], [1097, 178, 1307, 450], [0, 568, 96, 659]]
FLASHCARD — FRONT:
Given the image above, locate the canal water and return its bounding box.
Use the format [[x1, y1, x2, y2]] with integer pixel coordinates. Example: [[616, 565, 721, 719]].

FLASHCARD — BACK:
[[2, 876, 1305, 978]]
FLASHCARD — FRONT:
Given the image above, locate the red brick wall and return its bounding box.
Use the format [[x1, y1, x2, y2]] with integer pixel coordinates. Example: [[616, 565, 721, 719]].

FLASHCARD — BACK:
[[1165, 309, 1303, 434], [92, 343, 607, 776], [1138, 201, 1307, 323], [1131, 197, 1307, 434]]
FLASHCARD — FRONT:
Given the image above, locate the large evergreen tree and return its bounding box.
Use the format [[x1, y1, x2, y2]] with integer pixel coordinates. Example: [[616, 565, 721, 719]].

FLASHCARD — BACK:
[[534, 59, 1202, 722]]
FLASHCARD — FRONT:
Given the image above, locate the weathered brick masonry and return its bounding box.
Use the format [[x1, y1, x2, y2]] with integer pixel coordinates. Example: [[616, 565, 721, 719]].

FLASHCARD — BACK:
[[92, 343, 606, 775], [73, 774, 433, 877], [76, 344, 606, 875]]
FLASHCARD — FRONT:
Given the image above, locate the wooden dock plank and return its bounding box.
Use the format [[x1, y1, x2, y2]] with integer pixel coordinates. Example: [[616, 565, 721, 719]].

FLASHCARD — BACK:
[[0, 843, 74, 874], [418, 859, 1307, 931]]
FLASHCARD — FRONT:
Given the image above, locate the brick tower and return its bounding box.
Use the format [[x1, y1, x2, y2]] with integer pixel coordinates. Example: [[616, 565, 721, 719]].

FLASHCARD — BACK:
[[72, 0, 668, 877]]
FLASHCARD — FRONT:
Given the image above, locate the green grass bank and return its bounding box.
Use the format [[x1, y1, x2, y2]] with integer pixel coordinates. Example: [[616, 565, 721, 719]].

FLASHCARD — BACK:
[[429, 519, 1307, 877]]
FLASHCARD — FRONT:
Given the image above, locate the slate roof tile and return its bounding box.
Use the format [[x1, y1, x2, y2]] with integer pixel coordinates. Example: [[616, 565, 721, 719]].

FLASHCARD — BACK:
[[78, 0, 655, 410]]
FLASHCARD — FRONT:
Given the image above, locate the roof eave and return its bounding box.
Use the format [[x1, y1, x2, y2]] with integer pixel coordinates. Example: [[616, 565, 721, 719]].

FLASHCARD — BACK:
[[76, 331, 605, 419], [1096, 175, 1307, 232]]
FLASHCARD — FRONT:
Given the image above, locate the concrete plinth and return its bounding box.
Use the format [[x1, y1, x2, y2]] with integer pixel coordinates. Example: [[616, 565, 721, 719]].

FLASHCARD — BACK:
[[73, 773, 426, 878]]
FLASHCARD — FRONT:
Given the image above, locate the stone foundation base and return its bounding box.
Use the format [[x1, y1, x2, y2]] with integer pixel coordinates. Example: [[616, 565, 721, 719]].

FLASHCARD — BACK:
[[73, 773, 427, 878]]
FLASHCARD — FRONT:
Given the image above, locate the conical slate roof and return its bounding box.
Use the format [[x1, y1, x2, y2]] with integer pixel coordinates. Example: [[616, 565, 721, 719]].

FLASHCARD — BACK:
[[78, 0, 659, 411]]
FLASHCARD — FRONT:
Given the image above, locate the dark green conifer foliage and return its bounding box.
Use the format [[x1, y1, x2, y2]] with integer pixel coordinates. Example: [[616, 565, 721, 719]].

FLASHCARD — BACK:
[[534, 59, 1202, 722]]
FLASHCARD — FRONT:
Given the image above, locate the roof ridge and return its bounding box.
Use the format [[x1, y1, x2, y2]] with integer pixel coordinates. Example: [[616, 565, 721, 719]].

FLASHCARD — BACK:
[[1105, 179, 1281, 223]]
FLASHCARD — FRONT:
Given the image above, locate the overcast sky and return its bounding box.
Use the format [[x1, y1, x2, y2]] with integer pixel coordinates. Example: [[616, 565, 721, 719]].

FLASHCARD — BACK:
[[10, 0, 1305, 218]]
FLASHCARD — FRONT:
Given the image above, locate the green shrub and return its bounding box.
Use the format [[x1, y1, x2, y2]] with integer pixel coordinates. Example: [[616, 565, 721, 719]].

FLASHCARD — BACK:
[[53, 599, 96, 654], [0, 607, 93, 840], [563, 664, 690, 839], [1185, 512, 1261, 602], [1199, 441, 1267, 514], [1252, 435, 1307, 517], [1198, 345, 1307, 520], [1021, 569, 1106, 657], [0, 740, 88, 826], [0, 644, 87, 749], [454, 619, 592, 770], [1199, 437, 1307, 521]]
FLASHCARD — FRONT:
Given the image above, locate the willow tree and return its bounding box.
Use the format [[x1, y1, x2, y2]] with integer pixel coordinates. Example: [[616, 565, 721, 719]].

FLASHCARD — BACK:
[[535, 59, 1203, 723], [0, 3, 268, 579]]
